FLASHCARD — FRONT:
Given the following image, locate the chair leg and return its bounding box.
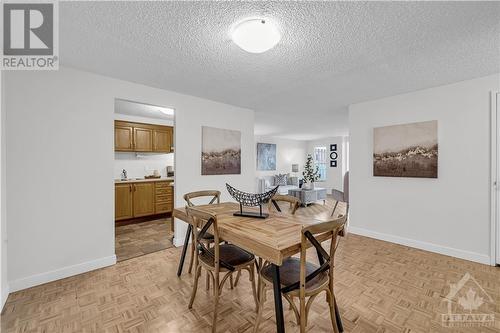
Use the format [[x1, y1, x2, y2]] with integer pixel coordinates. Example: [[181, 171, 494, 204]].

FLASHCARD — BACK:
[[234, 270, 241, 287], [334, 294, 343, 332], [253, 283, 266, 333], [206, 271, 210, 291], [188, 238, 195, 274], [229, 273, 234, 289], [248, 266, 258, 312], [305, 294, 318, 327], [326, 289, 340, 333], [299, 293, 306, 333], [188, 265, 202, 309], [212, 272, 220, 333]]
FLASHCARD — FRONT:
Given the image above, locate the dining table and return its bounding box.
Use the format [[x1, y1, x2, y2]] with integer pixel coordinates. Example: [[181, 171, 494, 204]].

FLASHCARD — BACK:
[[173, 201, 344, 333]]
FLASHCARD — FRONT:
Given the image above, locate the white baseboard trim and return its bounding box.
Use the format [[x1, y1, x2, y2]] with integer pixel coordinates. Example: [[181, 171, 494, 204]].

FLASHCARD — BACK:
[[1, 284, 9, 310], [9, 255, 116, 293], [173, 237, 188, 247], [348, 226, 491, 265]]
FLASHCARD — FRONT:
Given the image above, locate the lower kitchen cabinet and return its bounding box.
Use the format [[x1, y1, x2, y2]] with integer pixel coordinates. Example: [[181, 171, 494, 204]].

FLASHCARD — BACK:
[[132, 182, 155, 217], [115, 184, 133, 220], [115, 180, 173, 221]]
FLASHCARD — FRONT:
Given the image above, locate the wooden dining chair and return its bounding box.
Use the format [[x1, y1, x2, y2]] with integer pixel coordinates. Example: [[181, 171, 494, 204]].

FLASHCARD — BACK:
[[187, 206, 258, 333], [234, 194, 301, 288], [183, 191, 221, 274], [268, 194, 301, 215], [253, 215, 347, 333]]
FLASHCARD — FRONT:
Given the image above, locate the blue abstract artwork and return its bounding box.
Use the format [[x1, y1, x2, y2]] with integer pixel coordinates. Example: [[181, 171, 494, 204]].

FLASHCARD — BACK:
[[257, 143, 276, 171]]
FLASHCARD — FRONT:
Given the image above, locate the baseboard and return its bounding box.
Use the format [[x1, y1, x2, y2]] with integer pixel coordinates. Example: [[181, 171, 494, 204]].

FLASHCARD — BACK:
[[348, 226, 491, 265], [173, 237, 187, 247], [9, 255, 116, 293], [1, 284, 9, 310]]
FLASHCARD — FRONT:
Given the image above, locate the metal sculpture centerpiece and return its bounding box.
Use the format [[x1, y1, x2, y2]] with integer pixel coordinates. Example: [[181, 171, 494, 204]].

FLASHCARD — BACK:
[[226, 183, 278, 218]]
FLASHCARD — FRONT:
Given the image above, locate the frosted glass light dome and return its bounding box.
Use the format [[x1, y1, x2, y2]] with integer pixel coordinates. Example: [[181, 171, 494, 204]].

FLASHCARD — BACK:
[[231, 19, 281, 53]]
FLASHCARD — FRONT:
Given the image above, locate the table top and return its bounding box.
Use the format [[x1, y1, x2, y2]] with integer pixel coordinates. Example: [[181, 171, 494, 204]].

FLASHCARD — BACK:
[[173, 202, 339, 265], [288, 187, 326, 193]]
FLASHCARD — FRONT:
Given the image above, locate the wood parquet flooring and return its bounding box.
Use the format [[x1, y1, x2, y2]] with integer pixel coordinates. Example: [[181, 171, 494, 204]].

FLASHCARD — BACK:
[[115, 219, 174, 262], [2, 198, 500, 332]]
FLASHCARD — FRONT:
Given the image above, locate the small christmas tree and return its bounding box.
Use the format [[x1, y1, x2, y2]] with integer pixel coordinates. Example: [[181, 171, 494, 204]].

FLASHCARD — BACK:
[[302, 154, 320, 184]]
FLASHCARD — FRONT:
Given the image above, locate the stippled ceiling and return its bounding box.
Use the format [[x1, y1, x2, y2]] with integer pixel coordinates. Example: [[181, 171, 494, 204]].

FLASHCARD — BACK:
[[60, 1, 500, 140]]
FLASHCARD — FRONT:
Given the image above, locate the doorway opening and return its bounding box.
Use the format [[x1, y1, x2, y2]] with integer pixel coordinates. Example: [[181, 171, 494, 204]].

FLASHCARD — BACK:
[[114, 99, 175, 262]]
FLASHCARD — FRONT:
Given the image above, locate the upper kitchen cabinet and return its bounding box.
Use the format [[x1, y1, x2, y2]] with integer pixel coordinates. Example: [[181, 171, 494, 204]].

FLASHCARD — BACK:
[[153, 127, 173, 153], [114, 123, 134, 151], [133, 127, 153, 151], [114, 120, 173, 153]]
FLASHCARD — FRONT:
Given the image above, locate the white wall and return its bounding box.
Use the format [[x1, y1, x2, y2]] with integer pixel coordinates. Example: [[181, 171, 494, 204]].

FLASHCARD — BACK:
[[307, 136, 348, 192], [1, 70, 8, 309], [255, 136, 307, 179], [174, 96, 255, 246], [349, 74, 499, 265], [4, 66, 255, 291]]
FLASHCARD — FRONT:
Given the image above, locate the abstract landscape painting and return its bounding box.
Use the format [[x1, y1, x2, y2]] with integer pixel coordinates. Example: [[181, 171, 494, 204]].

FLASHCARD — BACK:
[[256, 143, 276, 171], [202, 126, 241, 175], [373, 120, 438, 178]]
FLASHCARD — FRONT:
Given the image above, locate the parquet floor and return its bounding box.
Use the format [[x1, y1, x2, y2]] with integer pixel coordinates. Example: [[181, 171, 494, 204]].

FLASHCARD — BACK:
[[115, 219, 174, 262], [2, 199, 500, 332]]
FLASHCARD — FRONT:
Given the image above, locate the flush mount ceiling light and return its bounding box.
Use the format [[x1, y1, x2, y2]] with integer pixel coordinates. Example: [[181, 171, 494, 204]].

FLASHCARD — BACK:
[[159, 107, 174, 116], [231, 18, 281, 53]]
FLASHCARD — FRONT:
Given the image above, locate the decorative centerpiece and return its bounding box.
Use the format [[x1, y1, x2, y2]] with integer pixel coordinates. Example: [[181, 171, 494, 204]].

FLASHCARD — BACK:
[[302, 154, 320, 190], [226, 183, 278, 218]]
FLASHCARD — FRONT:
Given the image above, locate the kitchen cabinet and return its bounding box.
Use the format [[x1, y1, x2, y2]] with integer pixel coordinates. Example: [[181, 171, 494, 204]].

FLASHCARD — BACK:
[[155, 182, 173, 213], [132, 182, 155, 217], [133, 127, 153, 151], [114, 124, 133, 151], [153, 127, 173, 153], [115, 184, 133, 220], [115, 120, 173, 153], [115, 180, 173, 221]]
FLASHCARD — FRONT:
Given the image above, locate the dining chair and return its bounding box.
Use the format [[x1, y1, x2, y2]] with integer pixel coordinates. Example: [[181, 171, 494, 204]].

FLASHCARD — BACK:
[[268, 194, 301, 215], [253, 214, 347, 333], [177, 190, 221, 290], [234, 194, 301, 288], [186, 206, 258, 333], [331, 171, 349, 218]]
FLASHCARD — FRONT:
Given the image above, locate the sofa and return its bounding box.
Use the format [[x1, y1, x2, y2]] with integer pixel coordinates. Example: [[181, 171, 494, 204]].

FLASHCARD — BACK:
[[257, 174, 300, 195]]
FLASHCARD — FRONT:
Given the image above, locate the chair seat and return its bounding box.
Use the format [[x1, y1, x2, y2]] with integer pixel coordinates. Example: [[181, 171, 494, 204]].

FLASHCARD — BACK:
[[199, 244, 254, 268], [261, 257, 329, 293]]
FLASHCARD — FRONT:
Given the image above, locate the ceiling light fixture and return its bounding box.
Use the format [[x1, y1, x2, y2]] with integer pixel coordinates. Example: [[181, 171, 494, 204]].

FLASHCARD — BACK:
[[159, 107, 174, 116], [231, 18, 281, 53]]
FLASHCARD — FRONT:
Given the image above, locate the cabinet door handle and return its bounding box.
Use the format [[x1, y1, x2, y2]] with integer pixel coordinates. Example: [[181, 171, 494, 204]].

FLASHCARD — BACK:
[[129, 185, 132, 192]]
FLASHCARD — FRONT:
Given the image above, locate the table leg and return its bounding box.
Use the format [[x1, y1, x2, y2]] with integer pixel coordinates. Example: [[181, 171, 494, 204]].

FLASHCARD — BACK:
[[271, 264, 285, 333], [177, 224, 192, 277]]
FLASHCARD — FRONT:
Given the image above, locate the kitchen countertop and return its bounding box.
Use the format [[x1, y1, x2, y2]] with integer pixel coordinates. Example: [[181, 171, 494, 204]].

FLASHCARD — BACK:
[[114, 177, 174, 184]]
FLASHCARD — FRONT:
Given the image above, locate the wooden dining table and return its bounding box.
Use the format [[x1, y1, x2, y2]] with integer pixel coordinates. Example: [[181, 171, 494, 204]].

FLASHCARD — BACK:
[[173, 201, 344, 333]]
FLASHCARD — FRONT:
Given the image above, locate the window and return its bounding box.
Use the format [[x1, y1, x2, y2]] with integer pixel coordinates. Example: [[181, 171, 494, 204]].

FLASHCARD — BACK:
[[314, 147, 327, 181]]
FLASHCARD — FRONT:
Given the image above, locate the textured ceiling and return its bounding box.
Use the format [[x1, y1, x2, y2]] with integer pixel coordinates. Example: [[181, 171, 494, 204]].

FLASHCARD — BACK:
[[60, 1, 500, 140]]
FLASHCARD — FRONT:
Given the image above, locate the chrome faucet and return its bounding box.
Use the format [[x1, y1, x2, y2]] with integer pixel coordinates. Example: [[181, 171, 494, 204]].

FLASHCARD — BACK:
[[121, 169, 128, 180]]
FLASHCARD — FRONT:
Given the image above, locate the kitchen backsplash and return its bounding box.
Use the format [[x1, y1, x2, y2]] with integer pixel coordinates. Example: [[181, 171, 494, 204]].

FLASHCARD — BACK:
[[114, 152, 174, 179]]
